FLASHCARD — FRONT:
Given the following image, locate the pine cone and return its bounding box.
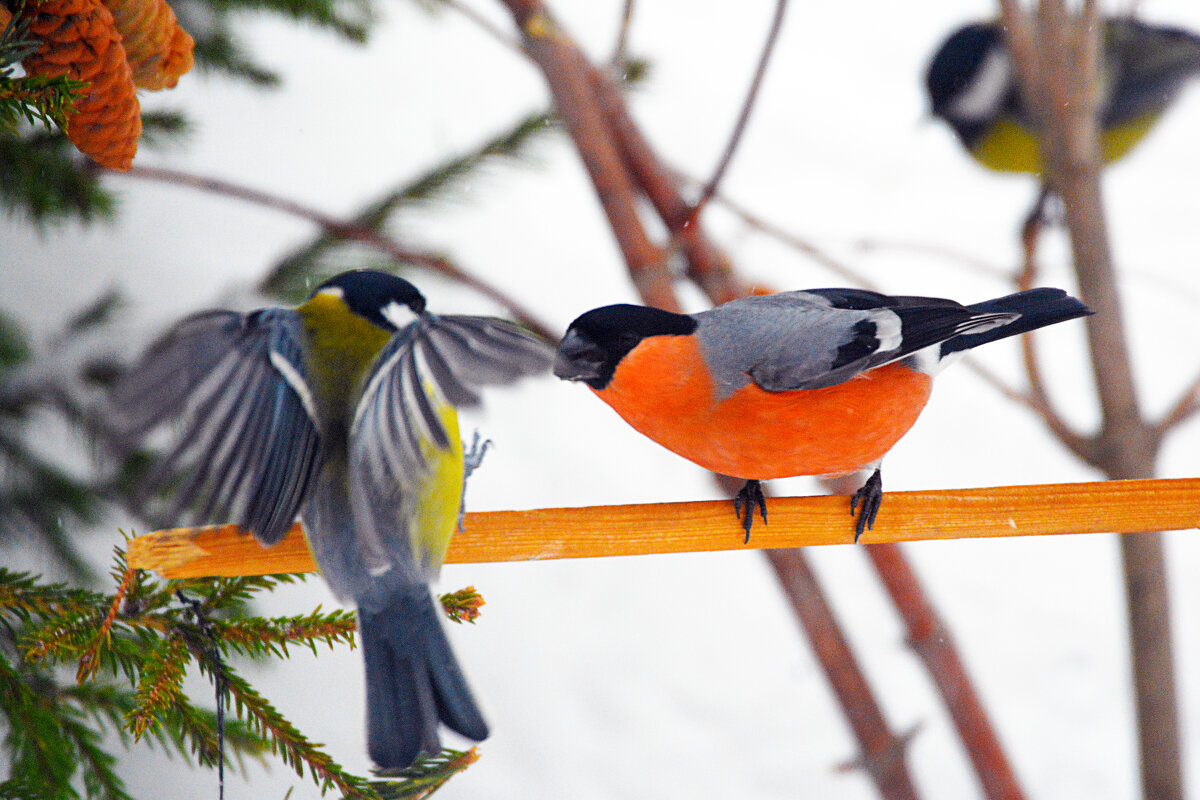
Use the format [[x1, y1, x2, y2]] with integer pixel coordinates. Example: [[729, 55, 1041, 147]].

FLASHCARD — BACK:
[[102, 0, 194, 90], [22, 0, 142, 171]]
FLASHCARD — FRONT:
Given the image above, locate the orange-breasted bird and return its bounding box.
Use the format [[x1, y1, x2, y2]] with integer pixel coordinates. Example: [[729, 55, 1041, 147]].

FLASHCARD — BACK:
[[554, 287, 1091, 541]]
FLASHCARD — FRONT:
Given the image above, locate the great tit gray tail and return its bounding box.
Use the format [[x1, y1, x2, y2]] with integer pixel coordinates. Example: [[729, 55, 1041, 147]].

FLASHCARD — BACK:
[[359, 587, 488, 771]]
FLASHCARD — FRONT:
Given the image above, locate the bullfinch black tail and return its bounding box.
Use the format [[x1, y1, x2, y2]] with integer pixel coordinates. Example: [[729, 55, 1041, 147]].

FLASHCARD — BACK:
[[358, 588, 489, 771], [941, 288, 1092, 356]]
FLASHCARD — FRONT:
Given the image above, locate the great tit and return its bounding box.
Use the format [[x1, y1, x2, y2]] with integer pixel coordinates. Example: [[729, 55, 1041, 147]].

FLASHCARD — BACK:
[[109, 269, 552, 770], [554, 287, 1090, 541], [926, 17, 1200, 173]]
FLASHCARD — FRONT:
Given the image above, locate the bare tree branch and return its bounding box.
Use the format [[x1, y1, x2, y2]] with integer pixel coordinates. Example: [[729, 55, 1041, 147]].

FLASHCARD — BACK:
[[101, 164, 557, 339], [995, 5, 1180, 799], [864, 544, 1027, 800], [689, 0, 789, 220], [1155, 370, 1200, 434], [764, 547, 921, 800]]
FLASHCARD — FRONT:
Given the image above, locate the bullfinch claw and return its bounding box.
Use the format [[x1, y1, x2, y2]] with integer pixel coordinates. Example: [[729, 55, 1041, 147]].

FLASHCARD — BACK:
[[733, 479, 767, 543], [849, 468, 883, 543]]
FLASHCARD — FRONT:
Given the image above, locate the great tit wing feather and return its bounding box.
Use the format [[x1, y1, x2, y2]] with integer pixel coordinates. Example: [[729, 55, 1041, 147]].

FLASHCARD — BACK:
[[420, 315, 553, 406], [347, 315, 550, 579], [108, 311, 246, 440], [109, 308, 321, 545], [349, 327, 433, 581]]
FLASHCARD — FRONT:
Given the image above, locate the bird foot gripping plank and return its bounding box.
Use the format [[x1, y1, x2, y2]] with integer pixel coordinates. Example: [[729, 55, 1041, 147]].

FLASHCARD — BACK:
[[554, 287, 1092, 540], [732, 479, 767, 543]]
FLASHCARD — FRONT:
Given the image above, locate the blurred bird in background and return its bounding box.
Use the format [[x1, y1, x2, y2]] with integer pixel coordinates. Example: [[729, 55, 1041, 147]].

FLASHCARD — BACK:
[[926, 17, 1200, 175], [107, 269, 552, 770]]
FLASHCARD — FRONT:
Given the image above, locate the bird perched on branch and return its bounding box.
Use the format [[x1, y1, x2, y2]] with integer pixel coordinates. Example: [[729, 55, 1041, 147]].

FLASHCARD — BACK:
[[554, 287, 1090, 541], [108, 269, 552, 770], [925, 17, 1200, 174]]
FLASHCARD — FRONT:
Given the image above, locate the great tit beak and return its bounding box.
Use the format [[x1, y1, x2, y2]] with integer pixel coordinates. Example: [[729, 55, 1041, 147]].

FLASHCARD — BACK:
[[553, 330, 606, 382]]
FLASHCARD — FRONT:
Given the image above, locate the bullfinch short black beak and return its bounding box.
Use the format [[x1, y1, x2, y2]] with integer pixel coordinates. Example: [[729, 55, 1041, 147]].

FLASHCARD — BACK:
[[553, 330, 606, 382]]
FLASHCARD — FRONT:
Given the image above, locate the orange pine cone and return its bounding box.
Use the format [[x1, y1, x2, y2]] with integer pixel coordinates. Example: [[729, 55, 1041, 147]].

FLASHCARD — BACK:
[[21, 0, 141, 171], [102, 0, 194, 90], [0, 7, 12, 29]]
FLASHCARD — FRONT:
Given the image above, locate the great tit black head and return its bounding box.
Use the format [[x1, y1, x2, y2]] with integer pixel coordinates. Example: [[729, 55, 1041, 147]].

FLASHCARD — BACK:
[[313, 269, 427, 331], [926, 23, 1003, 128], [925, 17, 1200, 173]]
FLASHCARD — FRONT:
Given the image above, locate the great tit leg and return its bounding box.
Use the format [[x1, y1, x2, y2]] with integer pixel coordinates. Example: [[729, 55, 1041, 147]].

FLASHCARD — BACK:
[[849, 468, 883, 543], [459, 430, 493, 531], [732, 479, 767, 544], [463, 430, 492, 478]]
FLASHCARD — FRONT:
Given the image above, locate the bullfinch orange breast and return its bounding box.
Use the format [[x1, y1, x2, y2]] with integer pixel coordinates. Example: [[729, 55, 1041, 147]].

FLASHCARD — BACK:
[[554, 287, 1091, 541]]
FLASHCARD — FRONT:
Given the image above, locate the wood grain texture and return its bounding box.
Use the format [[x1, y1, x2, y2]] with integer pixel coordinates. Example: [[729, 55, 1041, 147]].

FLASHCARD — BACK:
[[126, 478, 1200, 578]]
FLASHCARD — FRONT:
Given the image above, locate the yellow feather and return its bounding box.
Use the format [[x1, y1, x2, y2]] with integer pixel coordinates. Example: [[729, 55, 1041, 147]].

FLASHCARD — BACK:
[[970, 113, 1161, 174]]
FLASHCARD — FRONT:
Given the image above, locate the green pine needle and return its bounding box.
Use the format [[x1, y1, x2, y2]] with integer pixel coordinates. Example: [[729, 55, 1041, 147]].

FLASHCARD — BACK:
[[259, 110, 557, 301]]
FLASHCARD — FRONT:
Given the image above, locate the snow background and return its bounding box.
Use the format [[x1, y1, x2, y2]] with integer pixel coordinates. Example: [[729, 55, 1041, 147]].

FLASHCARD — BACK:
[[3, 0, 1200, 797]]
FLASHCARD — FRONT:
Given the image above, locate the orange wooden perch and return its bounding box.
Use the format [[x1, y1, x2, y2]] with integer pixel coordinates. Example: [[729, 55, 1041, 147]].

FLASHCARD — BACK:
[[125, 478, 1200, 579]]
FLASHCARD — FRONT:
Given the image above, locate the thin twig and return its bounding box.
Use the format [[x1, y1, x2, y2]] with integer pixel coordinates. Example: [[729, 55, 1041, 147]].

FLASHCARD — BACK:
[[509, 3, 678, 309], [864, 544, 1027, 800], [584, 61, 747, 304], [100, 164, 555, 340], [688, 0, 789, 221], [610, 0, 635, 68], [1155, 370, 1200, 434], [689, 181, 878, 288], [996, 5, 1180, 800], [443, 0, 524, 55], [764, 548, 920, 800]]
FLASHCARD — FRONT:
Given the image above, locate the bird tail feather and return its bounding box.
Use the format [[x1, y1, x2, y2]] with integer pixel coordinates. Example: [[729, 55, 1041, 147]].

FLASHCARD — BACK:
[[942, 288, 1092, 354], [359, 588, 489, 771]]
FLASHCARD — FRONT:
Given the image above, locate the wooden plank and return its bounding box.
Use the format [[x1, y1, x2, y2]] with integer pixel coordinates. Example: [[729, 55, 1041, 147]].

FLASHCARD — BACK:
[[126, 478, 1200, 579]]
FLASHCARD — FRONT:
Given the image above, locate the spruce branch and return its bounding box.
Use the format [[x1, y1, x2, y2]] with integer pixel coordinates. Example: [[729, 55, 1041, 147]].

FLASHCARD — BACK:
[[372, 747, 481, 799], [260, 109, 557, 302], [439, 586, 484, 624], [209, 607, 359, 659]]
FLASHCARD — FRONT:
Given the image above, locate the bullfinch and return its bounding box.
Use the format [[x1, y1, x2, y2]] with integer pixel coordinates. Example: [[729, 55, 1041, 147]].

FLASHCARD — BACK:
[[108, 269, 553, 770], [554, 287, 1090, 541]]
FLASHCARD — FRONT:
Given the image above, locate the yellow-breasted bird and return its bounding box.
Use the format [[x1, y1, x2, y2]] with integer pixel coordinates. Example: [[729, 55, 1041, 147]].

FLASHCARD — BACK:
[[926, 17, 1200, 173], [108, 269, 552, 769]]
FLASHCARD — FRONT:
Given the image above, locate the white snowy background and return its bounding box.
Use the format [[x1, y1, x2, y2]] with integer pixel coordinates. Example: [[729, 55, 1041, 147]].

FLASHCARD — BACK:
[[3, 0, 1200, 797]]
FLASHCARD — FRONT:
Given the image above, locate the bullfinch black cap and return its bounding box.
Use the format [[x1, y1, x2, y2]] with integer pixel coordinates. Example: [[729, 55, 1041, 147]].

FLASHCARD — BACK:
[[555, 303, 697, 390]]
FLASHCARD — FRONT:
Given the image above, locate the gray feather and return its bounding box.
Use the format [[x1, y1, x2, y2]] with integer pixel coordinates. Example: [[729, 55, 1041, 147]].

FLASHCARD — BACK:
[[108, 308, 321, 545], [694, 292, 892, 396]]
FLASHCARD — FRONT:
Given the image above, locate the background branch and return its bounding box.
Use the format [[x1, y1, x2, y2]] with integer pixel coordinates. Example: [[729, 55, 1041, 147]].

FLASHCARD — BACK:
[[995, 4, 1180, 798], [101, 164, 556, 340]]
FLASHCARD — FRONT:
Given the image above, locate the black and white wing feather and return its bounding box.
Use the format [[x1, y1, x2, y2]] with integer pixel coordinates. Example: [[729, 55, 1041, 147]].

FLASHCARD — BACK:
[[108, 308, 322, 545], [697, 289, 1020, 394], [347, 314, 552, 576]]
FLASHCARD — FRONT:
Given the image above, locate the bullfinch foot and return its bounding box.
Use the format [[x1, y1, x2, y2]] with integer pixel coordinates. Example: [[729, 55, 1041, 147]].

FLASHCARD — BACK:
[[733, 479, 767, 543], [849, 469, 883, 543]]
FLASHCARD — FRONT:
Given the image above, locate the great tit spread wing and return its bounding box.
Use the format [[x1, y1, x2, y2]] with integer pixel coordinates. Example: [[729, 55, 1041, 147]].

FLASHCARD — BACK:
[[109, 308, 321, 545], [419, 315, 555, 406], [347, 315, 552, 576]]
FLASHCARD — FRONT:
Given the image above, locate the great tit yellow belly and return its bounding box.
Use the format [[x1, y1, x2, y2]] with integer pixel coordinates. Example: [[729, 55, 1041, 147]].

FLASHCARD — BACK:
[[109, 269, 552, 770], [926, 18, 1200, 173]]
